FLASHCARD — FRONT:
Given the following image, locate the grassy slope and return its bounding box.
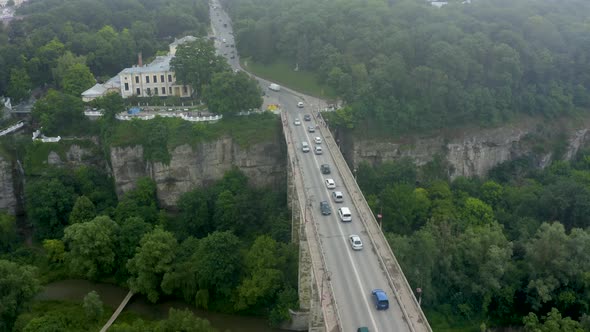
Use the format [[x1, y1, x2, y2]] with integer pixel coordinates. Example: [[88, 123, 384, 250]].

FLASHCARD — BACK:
[[240, 58, 337, 99]]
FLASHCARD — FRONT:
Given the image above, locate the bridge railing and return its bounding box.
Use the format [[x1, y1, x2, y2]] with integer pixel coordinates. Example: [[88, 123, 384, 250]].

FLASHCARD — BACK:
[[281, 111, 342, 332], [315, 111, 432, 332]]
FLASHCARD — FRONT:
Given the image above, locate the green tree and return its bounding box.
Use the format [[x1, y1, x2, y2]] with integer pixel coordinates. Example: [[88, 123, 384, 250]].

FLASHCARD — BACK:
[[52, 51, 87, 88], [7, 68, 31, 103], [0, 212, 18, 253], [114, 177, 159, 224], [69, 195, 96, 224], [195, 231, 242, 299], [236, 235, 285, 310], [127, 228, 177, 303], [202, 71, 262, 115], [31, 89, 86, 135], [83, 290, 104, 322], [0, 260, 40, 331], [26, 178, 76, 240], [63, 215, 119, 279], [61, 63, 95, 96], [461, 197, 495, 226], [175, 189, 211, 239], [42, 239, 65, 265], [524, 308, 584, 332], [170, 39, 229, 96], [155, 308, 216, 332], [117, 217, 152, 271]]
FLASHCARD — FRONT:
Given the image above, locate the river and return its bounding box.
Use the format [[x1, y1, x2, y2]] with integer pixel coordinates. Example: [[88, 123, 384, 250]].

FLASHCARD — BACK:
[[37, 279, 289, 332]]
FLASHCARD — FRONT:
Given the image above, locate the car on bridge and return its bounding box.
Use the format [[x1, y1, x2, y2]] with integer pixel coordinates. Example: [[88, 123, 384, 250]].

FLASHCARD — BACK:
[[308, 125, 315, 133], [297, 101, 304, 108], [321, 164, 331, 174], [371, 289, 389, 310], [294, 118, 301, 126], [332, 191, 343, 203], [338, 207, 352, 222], [349, 235, 363, 250], [304, 114, 311, 121], [325, 178, 336, 189], [301, 142, 310, 153], [320, 201, 331, 215], [314, 146, 323, 154], [314, 136, 322, 144]]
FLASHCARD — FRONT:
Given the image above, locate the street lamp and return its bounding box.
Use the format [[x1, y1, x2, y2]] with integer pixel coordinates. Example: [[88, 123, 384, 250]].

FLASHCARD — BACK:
[[377, 210, 382, 229], [416, 288, 422, 306], [353, 168, 357, 181]]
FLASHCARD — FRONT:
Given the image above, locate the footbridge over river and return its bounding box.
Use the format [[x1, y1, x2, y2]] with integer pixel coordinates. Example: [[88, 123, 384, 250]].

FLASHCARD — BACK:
[[281, 107, 432, 332]]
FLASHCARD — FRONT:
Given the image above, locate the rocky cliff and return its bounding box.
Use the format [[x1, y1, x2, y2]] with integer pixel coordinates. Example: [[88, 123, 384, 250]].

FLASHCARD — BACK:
[[110, 137, 285, 208], [345, 116, 590, 178], [0, 156, 18, 214]]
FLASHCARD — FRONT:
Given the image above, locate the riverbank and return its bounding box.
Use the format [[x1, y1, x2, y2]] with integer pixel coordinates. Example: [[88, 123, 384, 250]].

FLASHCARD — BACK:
[[38, 279, 288, 332]]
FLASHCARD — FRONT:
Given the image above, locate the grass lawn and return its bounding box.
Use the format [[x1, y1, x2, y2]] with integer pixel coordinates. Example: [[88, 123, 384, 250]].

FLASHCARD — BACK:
[[241, 58, 337, 100]]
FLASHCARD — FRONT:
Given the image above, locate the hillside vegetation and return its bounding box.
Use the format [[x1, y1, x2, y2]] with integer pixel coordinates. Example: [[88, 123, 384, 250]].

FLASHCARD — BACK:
[[226, 0, 590, 133]]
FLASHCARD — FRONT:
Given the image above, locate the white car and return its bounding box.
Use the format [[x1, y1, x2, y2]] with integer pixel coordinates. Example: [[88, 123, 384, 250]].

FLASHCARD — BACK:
[[297, 101, 304, 108], [294, 118, 301, 126], [349, 235, 363, 250], [314, 136, 322, 144], [325, 178, 336, 189], [314, 146, 323, 155]]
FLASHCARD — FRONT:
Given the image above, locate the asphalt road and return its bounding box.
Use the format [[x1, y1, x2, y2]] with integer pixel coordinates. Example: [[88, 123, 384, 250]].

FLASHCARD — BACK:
[[210, 1, 411, 330]]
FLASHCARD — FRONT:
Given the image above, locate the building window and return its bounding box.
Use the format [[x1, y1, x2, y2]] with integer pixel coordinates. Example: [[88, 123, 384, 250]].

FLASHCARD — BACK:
[[124, 83, 129, 91], [168, 74, 172, 82], [135, 76, 139, 83], [169, 87, 172, 94], [136, 88, 140, 95], [154, 88, 158, 95], [145, 76, 150, 83], [183, 86, 188, 94], [161, 75, 165, 82], [153, 75, 157, 83], [161, 87, 166, 95], [147, 88, 151, 95]]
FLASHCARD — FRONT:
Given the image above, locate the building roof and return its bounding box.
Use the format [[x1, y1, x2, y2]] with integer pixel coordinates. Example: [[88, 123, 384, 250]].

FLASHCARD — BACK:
[[120, 55, 173, 75], [104, 75, 120, 89], [81, 83, 107, 97]]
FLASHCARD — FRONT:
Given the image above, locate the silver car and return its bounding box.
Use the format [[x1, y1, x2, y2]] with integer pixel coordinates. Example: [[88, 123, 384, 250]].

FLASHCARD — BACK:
[[349, 235, 363, 250]]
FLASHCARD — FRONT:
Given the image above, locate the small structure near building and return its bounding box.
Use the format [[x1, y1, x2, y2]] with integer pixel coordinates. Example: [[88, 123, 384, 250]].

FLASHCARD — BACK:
[[32, 129, 61, 143], [0, 121, 24, 136]]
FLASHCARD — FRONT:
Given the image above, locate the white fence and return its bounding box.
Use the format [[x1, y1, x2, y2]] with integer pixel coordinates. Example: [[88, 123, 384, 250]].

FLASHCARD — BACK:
[[84, 110, 104, 117], [0, 121, 24, 136], [115, 112, 222, 122], [32, 129, 61, 143]]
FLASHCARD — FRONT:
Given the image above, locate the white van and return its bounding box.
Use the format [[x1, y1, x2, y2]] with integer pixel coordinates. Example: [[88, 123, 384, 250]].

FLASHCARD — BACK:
[[301, 141, 310, 152], [338, 207, 352, 222], [269, 83, 281, 91]]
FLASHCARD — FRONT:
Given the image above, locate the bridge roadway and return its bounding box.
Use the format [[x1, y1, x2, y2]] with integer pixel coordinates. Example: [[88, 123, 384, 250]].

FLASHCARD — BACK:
[[210, 1, 431, 331]]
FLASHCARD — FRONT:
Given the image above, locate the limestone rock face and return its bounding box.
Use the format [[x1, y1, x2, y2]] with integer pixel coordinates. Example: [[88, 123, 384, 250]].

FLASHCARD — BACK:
[[110, 139, 285, 208], [350, 122, 590, 179], [0, 156, 18, 214]]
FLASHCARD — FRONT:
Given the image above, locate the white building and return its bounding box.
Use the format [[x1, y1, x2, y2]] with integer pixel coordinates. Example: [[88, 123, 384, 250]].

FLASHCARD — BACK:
[[119, 55, 191, 99], [81, 36, 196, 101]]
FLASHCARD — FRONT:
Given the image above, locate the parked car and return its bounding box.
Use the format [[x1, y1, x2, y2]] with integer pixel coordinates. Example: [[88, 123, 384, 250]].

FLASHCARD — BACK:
[[371, 289, 389, 310], [349, 235, 363, 250], [304, 114, 311, 121], [320, 201, 331, 215], [325, 178, 336, 189], [294, 118, 301, 126], [308, 125, 315, 133], [320, 164, 331, 174]]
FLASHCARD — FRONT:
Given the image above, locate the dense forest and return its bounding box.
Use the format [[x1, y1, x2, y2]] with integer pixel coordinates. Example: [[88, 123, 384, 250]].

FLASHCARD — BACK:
[[2, 167, 297, 331], [0, 0, 210, 100], [225, 0, 590, 133], [356, 152, 590, 329]]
